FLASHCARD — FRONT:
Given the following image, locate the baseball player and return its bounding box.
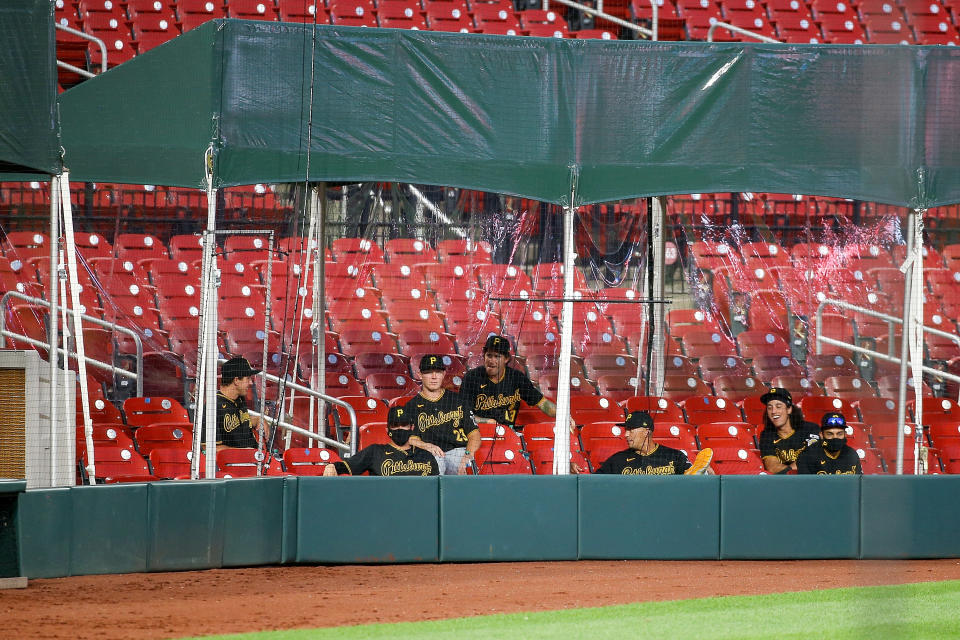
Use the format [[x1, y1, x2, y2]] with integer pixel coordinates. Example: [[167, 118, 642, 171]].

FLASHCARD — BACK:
[[323, 405, 440, 476], [796, 411, 863, 475], [460, 334, 565, 429], [596, 410, 713, 475], [215, 356, 263, 450], [757, 387, 819, 474], [406, 354, 480, 475]]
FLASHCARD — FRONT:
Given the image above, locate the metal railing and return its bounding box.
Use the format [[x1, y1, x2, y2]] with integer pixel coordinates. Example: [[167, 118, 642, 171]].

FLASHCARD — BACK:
[[55, 24, 105, 78], [815, 298, 960, 396], [544, 0, 655, 40], [0, 291, 144, 396], [707, 22, 780, 43]]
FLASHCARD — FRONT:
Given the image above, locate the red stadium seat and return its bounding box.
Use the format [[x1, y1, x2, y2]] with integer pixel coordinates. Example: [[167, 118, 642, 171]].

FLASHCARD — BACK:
[[150, 448, 203, 480], [364, 373, 419, 401], [709, 446, 764, 475], [216, 448, 285, 478], [284, 447, 343, 476], [135, 423, 193, 456], [579, 421, 628, 454], [122, 396, 191, 427], [683, 395, 744, 426]]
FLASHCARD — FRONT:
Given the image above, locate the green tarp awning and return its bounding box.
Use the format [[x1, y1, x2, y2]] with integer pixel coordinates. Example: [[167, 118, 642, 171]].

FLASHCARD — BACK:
[[59, 21, 960, 207], [1, 0, 59, 179]]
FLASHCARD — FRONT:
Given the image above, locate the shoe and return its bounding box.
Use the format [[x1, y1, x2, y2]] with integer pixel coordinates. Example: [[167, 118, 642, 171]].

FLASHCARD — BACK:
[[686, 448, 713, 475]]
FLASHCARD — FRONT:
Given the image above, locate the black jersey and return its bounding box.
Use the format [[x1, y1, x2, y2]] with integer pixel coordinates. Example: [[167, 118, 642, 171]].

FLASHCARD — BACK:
[[796, 443, 862, 475], [216, 391, 258, 448], [405, 389, 477, 452], [460, 365, 544, 426], [758, 422, 819, 465], [596, 444, 692, 475], [333, 443, 440, 476]]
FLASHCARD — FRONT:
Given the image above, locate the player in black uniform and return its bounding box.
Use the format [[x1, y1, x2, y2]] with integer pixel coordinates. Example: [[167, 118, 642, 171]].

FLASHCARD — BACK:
[[596, 410, 714, 475], [460, 335, 565, 429], [757, 387, 820, 474], [796, 411, 863, 475], [406, 354, 480, 475], [215, 357, 263, 450], [323, 405, 439, 476]]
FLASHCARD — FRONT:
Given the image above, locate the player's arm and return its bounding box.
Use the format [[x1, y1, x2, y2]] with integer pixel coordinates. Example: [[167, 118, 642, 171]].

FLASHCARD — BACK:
[[762, 455, 792, 474], [536, 398, 576, 431], [458, 427, 482, 475], [408, 435, 445, 458]]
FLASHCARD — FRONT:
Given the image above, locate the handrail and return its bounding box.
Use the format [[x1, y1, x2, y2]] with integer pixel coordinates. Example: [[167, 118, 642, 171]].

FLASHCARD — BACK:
[[815, 298, 960, 394], [249, 410, 350, 453], [545, 0, 654, 39], [0, 290, 144, 397], [707, 21, 781, 43], [55, 23, 107, 75]]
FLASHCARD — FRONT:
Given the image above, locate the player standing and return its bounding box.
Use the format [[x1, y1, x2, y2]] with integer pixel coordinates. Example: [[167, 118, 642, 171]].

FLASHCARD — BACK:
[[323, 405, 440, 476], [796, 412, 863, 475], [596, 410, 713, 475], [460, 335, 564, 429], [406, 354, 480, 475]]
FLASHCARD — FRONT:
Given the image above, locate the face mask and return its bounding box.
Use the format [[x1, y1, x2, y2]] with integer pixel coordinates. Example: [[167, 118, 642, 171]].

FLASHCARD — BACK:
[[388, 428, 412, 446], [824, 437, 846, 453]]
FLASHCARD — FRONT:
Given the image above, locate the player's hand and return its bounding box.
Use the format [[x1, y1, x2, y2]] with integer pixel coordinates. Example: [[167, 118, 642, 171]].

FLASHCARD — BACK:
[[568, 417, 576, 433], [570, 461, 582, 474], [426, 443, 445, 458], [458, 454, 472, 475], [322, 464, 338, 477]]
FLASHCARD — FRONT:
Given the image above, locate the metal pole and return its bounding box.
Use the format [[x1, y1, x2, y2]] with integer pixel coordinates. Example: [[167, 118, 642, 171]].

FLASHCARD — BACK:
[[649, 196, 667, 396], [894, 212, 915, 475], [552, 167, 578, 475], [48, 177, 60, 486]]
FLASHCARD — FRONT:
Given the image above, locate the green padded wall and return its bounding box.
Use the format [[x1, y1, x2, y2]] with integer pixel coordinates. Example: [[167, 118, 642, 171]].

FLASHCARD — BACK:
[[579, 476, 720, 559], [720, 476, 860, 559], [147, 481, 225, 571], [71, 484, 149, 575], [17, 488, 71, 578], [280, 476, 299, 564], [221, 477, 285, 567], [296, 477, 440, 563], [861, 476, 960, 558], [440, 476, 578, 561], [0, 481, 25, 578]]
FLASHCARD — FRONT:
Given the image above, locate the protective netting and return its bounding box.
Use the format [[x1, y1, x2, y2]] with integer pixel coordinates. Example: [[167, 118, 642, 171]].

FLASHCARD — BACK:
[[1, 180, 959, 478]]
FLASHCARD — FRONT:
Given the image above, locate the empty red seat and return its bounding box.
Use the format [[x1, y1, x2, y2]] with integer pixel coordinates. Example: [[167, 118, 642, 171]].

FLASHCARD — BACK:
[[135, 423, 193, 456], [150, 448, 203, 480], [683, 395, 744, 425], [216, 448, 285, 478], [284, 447, 342, 476], [709, 446, 764, 474]]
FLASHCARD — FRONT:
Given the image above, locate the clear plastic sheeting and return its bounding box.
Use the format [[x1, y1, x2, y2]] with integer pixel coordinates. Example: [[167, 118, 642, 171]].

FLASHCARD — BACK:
[[3, 180, 960, 477]]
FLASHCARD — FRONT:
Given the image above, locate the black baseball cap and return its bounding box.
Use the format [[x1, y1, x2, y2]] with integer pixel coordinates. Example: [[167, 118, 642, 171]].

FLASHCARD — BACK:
[[387, 405, 415, 427], [760, 386, 793, 406], [221, 356, 261, 380], [483, 334, 511, 356], [821, 411, 847, 430], [617, 410, 654, 431], [419, 354, 447, 373]]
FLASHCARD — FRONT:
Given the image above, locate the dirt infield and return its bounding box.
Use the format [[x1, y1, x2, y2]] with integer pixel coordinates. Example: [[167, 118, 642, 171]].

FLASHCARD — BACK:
[[3, 560, 960, 639]]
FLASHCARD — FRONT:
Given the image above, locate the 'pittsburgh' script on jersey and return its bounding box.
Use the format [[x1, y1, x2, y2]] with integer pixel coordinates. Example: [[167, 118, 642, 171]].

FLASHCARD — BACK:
[[473, 390, 522, 413], [417, 407, 464, 429], [381, 459, 435, 476]]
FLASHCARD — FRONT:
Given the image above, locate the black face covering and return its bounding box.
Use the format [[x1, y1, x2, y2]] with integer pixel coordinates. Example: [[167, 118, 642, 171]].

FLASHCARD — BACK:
[[388, 428, 413, 446], [824, 437, 846, 453]]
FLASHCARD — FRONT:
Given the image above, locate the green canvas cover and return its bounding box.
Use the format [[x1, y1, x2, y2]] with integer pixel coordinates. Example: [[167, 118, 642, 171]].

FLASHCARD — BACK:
[[0, 0, 60, 178], [59, 21, 960, 207]]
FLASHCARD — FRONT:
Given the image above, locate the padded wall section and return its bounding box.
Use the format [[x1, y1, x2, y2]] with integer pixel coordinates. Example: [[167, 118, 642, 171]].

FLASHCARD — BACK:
[[71, 484, 149, 575], [440, 476, 578, 561], [0, 481, 25, 578], [17, 488, 70, 578], [579, 476, 720, 559], [221, 477, 285, 567], [280, 476, 299, 565], [296, 477, 439, 563], [861, 476, 960, 559], [148, 481, 226, 571], [720, 476, 860, 559]]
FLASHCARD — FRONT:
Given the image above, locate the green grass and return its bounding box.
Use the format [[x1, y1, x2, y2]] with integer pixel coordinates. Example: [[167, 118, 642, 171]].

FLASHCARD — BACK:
[[183, 579, 960, 640]]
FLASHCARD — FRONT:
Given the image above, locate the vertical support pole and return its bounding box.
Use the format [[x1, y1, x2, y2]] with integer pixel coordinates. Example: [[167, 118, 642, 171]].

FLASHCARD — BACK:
[[60, 172, 93, 483], [894, 211, 915, 475], [256, 231, 274, 475], [649, 196, 667, 396], [909, 209, 926, 474], [552, 167, 578, 475], [48, 177, 60, 486], [312, 185, 332, 446]]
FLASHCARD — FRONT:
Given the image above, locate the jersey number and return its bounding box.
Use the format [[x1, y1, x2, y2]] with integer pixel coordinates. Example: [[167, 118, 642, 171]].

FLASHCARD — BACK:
[[454, 428, 468, 442]]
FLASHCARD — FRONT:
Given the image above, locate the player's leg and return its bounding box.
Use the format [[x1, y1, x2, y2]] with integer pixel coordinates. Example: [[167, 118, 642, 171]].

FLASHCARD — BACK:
[[442, 447, 467, 475]]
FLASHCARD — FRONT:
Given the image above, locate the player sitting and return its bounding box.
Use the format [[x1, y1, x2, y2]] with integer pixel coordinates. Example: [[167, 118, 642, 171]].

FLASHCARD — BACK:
[[595, 410, 713, 475], [323, 406, 439, 477], [406, 354, 480, 475], [795, 411, 863, 475], [758, 387, 819, 475]]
